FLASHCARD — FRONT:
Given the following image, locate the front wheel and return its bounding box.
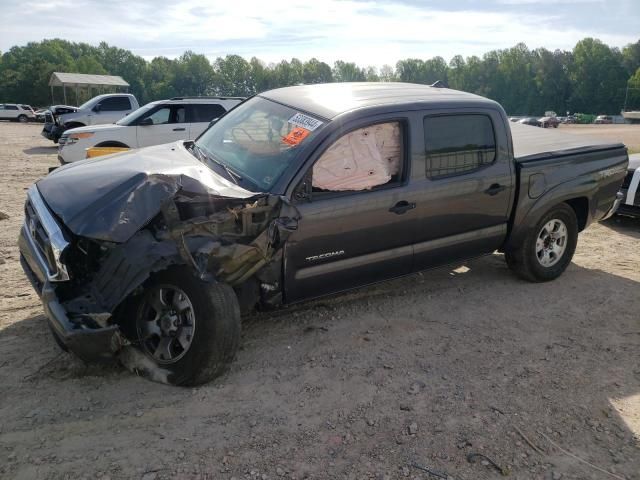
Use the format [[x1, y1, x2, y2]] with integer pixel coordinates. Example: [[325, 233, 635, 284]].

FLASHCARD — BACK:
[[505, 203, 578, 282], [17, 115, 28, 123], [121, 267, 241, 386]]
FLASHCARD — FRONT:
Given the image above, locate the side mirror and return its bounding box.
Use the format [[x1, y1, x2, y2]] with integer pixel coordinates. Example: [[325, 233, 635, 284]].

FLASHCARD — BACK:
[[208, 118, 220, 128], [138, 117, 153, 126], [93, 104, 101, 112]]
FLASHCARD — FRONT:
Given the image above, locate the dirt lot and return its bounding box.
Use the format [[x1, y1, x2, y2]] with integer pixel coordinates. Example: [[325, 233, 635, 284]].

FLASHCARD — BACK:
[[0, 123, 639, 480]]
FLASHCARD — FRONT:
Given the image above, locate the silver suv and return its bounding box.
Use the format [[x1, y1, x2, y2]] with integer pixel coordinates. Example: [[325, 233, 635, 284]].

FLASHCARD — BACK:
[[0, 104, 36, 122]]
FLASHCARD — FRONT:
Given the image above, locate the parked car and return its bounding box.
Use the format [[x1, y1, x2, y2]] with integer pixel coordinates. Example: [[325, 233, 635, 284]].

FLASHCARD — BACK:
[[19, 82, 627, 386], [42, 93, 139, 143], [518, 117, 540, 127], [58, 97, 244, 163], [538, 116, 560, 128], [594, 115, 613, 124], [617, 153, 640, 217], [563, 115, 577, 124], [0, 103, 36, 122]]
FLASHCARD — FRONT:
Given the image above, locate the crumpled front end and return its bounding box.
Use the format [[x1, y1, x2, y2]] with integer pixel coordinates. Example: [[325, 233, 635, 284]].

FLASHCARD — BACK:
[[18, 178, 298, 362], [18, 184, 124, 362]]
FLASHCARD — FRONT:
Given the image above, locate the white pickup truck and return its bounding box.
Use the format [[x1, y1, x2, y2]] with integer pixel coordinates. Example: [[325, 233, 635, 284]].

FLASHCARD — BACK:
[[42, 93, 139, 143], [58, 97, 243, 163]]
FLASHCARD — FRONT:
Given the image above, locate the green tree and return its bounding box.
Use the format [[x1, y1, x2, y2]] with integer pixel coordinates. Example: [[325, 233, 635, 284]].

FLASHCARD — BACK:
[[212, 55, 254, 96], [174, 51, 215, 96], [332, 61, 366, 82], [569, 38, 628, 114], [302, 58, 333, 84]]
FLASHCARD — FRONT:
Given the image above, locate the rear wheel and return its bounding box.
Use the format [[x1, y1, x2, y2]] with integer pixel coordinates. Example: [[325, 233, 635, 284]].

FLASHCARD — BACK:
[[505, 203, 578, 282], [121, 267, 241, 386]]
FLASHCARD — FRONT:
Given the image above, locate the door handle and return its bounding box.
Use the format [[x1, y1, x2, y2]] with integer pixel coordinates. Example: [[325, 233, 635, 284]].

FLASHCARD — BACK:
[[389, 200, 416, 215], [172, 127, 186, 131], [484, 183, 506, 196]]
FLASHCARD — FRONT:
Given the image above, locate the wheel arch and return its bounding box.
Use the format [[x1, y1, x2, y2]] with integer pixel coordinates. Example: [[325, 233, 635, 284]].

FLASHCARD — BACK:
[[94, 140, 130, 148], [564, 197, 589, 231]]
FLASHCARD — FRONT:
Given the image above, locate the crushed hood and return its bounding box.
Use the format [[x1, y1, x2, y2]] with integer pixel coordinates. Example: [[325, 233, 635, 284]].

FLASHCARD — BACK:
[[49, 105, 78, 115], [37, 141, 256, 243]]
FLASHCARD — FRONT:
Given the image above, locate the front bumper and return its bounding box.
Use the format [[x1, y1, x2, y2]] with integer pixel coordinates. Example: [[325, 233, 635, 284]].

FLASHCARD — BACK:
[[41, 123, 65, 142], [18, 191, 123, 362]]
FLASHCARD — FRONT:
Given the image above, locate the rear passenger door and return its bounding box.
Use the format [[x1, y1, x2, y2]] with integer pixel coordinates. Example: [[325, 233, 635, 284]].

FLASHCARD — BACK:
[[410, 110, 513, 271], [284, 117, 415, 303], [135, 104, 189, 147], [187, 103, 227, 139]]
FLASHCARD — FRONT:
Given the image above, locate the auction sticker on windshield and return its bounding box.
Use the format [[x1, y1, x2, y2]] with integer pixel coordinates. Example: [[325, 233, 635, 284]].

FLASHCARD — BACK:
[[282, 127, 311, 146], [288, 112, 323, 131]]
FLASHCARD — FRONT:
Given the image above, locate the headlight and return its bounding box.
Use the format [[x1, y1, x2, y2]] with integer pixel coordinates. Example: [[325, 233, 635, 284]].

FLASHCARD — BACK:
[[64, 132, 94, 145]]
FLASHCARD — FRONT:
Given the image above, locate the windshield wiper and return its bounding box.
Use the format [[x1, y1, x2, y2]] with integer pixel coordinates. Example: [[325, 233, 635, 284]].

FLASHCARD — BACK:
[[190, 143, 242, 185]]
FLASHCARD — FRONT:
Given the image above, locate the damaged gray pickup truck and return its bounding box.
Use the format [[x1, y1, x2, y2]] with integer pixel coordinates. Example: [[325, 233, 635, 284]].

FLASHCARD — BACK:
[[19, 83, 628, 385]]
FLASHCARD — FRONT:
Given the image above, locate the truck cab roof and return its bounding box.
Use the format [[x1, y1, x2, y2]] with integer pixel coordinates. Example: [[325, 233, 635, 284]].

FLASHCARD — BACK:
[[259, 82, 499, 119]]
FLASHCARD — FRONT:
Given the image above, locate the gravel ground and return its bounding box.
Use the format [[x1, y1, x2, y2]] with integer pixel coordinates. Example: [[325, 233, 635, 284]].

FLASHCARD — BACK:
[[0, 122, 639, 480]]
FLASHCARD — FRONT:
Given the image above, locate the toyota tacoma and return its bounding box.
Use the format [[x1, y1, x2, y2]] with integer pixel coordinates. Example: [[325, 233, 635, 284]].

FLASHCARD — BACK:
[[19, 83, 628, 385]]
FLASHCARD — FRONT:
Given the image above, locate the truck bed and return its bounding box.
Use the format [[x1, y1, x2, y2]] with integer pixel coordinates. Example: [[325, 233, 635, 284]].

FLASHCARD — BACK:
[[511, 123, 624, 162]]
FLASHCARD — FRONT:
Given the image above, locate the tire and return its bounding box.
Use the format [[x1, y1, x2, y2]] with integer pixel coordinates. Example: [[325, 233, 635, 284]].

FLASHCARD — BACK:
[[48, 324, 69, 352], [505, 203, 578, 282], [17, 115, 28, 123], [120, 266, 241, 386]]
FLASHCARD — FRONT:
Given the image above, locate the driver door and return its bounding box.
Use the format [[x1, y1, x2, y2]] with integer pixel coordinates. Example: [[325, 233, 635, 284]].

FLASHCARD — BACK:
[[283, 118, 415, 303], [136, 105, 189, 147]]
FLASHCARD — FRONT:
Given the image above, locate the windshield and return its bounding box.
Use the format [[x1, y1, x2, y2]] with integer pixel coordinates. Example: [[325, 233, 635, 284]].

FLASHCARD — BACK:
[[78, 97, 99, 110], [116, 103, 159, 126], [194, 96, 325, 192]]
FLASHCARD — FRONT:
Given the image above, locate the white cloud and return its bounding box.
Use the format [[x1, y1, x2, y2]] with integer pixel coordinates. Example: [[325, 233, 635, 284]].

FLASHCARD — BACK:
[[1, 0, 638, 67]]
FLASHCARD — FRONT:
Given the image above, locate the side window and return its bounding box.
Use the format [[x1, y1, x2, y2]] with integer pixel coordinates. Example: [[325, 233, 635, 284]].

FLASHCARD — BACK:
[[141, 106, 170, 125], [311, 122, 404, 194], [140, 105, 186, 125], [99, 97, 131, 111], [5, 105, 18, 111], [189, 104, 226, 123], [172, 105, 186, 123], [424, 114, 496, 179]]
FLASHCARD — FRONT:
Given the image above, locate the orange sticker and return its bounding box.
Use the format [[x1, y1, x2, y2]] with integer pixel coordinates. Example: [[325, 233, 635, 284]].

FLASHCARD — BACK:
[[282, 127, 310, 146]]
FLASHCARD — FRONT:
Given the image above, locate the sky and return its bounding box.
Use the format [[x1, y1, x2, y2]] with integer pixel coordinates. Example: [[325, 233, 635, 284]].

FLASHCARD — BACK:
[[1, 0, 638, 67]]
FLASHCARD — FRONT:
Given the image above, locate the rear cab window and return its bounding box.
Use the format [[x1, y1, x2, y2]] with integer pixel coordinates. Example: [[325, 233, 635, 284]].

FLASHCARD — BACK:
[[99, 97, 131, 111], [423, 114, 496, 179]]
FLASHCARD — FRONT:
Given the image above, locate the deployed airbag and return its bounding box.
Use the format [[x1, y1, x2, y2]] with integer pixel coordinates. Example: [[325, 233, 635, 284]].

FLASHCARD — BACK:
[[312, 122, 401, 191]]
